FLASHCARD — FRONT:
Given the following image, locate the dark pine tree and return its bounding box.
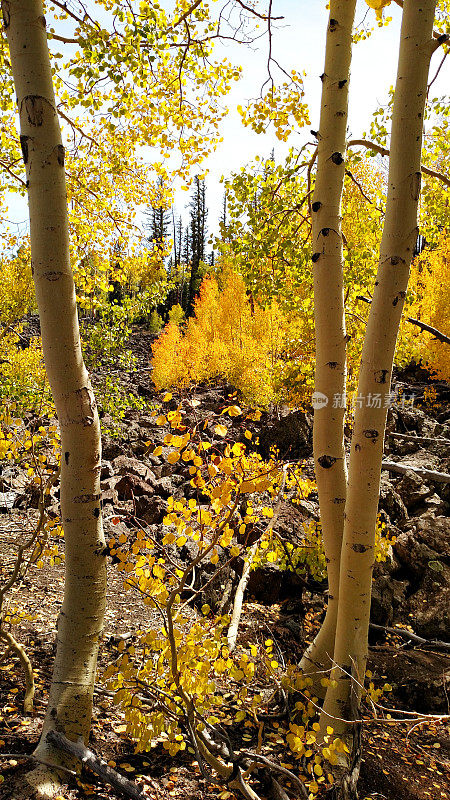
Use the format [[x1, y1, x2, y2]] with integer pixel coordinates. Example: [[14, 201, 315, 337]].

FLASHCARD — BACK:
[[166, 214, 186, 312], [147, 175, 171, 256], [220, 189, 227, 231], [181, 224, 191, 312], [187, 176, 207, 315]]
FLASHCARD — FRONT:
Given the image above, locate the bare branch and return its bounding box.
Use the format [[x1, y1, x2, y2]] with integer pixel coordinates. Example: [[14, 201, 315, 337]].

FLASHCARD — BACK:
[[369, 623, 450, 652], [0, 158, 26, 187], [48, 31, 79, 44], [348, 139, 450, 188], [357, 295, 450, 344]]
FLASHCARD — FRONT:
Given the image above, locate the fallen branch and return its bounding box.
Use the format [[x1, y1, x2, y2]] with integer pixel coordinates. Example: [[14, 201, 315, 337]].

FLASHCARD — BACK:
[[369, 623, 450, 652], [388, 432, 450, 445], [46, 731, 147, 800], [0, 751, 77, 781], [381, 460, 450, 483]]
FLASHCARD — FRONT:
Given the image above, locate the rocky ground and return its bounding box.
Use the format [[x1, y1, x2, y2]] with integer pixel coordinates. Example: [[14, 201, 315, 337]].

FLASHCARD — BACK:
[[0, 326, 449, 800]]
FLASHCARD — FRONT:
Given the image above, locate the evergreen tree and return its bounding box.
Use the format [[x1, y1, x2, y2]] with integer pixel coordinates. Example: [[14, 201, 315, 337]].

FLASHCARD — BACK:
[[187, 176, 208, 314], [147, 175, 171, 256], [220, 189, 227, 232]]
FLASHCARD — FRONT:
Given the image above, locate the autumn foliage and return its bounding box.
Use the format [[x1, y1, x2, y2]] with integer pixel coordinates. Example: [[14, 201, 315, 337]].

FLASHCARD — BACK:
[[152, 269, 290, 405], [397, 234, 450, 380]]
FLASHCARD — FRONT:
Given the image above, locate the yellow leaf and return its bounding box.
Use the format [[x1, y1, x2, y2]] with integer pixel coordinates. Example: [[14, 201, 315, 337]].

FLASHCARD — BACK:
[[365, 0, 391, 19], [214, 424, 228, 437], [167, 451, 180, 464], [114, 724, 127, 734], [239, 480, 256, 493], [163, 393, 172, 402]]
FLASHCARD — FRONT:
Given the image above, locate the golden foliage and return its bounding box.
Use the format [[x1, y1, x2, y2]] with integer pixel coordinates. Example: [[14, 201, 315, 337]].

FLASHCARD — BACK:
[[0, 247, 35, 329], [0, 333, 51, 415], [365, 0, 392, 20], [151, 270, 289, 406], [397, 235, 450, 380]]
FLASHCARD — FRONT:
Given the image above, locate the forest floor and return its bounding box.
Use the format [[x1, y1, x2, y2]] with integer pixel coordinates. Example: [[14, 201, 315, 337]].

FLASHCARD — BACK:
[[0, 324, 449, 800]]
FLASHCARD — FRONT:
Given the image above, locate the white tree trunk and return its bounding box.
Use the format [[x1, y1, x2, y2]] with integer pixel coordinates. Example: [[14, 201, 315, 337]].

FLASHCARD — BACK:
[[321, 0, 439, 737], [300, 0, 356, 691], [2, 0, 106, 776]]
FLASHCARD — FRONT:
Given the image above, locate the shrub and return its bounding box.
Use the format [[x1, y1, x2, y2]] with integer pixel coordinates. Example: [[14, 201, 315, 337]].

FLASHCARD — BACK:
[[167, 303, 185, 325], [0, 333, 52, 416], [0, 246, 35, 329], [148, 309, 163, 333], [397, 234, 450, 380], [151, 270, 290, 406]]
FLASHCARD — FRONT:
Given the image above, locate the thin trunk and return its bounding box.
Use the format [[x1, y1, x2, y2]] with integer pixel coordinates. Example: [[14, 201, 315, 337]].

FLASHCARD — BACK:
[[321, 0, 439, 737], [3, 0, 106, 776], [0, 629, 35, 713], [300, 0, 356, 690]]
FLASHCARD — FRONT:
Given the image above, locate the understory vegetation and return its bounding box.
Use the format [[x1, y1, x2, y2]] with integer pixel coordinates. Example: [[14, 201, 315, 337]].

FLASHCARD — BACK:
[[1, 1, 449, 799]]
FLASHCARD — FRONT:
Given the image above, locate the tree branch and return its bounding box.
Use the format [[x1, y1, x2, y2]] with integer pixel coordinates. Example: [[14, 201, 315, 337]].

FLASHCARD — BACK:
[[48, 32, 79, 44], [357, 295, 450, 345], [0, 158, 26, 187], [348, 139, 450, 188], [381, 461, 450, 483], [369, 623, 450, 652]]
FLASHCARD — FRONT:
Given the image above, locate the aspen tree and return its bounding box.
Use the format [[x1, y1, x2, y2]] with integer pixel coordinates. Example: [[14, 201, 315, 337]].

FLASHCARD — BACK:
[[2, 0, 106, 781], [320, 0, 442, 737], [300, 0, 356, 689]]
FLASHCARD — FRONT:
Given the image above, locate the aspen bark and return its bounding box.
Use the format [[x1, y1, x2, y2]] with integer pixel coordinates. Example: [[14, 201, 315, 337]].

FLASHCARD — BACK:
[[321, 0, 439, 737], [2, 0, 106, 775], [300, 0, 356, 689]]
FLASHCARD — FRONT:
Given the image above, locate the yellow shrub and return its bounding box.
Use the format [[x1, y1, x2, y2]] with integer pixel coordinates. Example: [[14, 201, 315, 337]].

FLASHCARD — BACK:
[[0, 333, 52, 414], [397, 235, 450, 380], [0, 246, 35, 328], [151, 270, 291, 406], [151, 321, 190, 390]]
